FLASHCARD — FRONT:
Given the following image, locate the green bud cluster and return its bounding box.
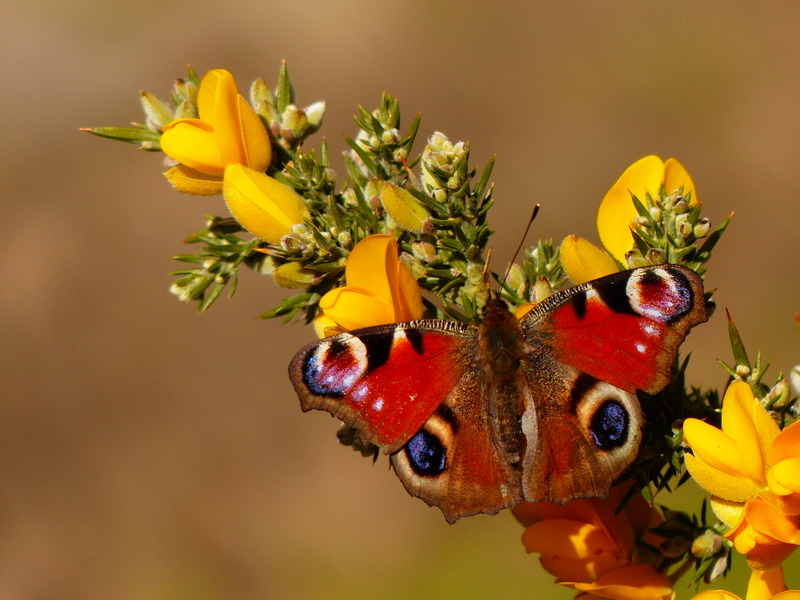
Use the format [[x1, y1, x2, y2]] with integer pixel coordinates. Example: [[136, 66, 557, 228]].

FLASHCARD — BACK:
[[250, 63, 326, 155], [625, 187, 730, 276], [83, 66, 200, 150], [502, 240, 566, 306]]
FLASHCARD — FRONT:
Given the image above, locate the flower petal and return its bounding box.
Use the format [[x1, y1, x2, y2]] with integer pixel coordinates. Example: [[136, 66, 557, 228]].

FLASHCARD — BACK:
[[685, 452, 760, 504], [689, 592, 740, 600], [312, 312, 343, 338], [746, 565, 787, 600], [223, 164, 309, 244], [236, 94, 271, 171], [745, 498, 800, 544], [565, 563, 674, 600], [597, 155, 664, 263], [163, 165, 223, 195], [722, 381, 776, 485], [710, 496, 746, 529], [317, 286, 396, 331], [561, 235, 620, 284], [202, 69, 248, 166], [744, 540, 798, 571], [663, 157, 697, 203], [393, 257, 424, 321], [772, 421, 800, 465], [769, 458, 800, 496], [161, 119, 225, 175], [344, 235, 396, 303], [539, 554, 625, 584], [684, 418, 752, 483], [162, 69, 271, 176], [521, 519, 608, 559]]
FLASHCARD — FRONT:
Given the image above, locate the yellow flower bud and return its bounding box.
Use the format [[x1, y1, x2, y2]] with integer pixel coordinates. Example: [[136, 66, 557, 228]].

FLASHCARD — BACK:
[[560, 235, 619, 284], [380, 182, 431, 234]]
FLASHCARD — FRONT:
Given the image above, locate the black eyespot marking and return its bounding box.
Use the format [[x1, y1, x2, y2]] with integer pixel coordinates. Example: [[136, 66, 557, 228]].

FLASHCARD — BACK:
[[597, 277, 636, 316], [362, 331, 394, 372], [589, 399, 629, 450], [571, 291, 587, 320], [405, 328, 424, 355], [327, 338, 348, 357], [639, 269, 662, 287], [630, 267, 697, 323], [435, 404, 460, 434], [404, 429, 447, 476], [569, 372, 599, 413]]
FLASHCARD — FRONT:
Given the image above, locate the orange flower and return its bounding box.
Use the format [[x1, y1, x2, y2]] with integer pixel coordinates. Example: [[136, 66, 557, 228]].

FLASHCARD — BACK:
[[684, 381, 800, 569], [160, 68, 271, 195], [313, 235, 424, 337], [691, 565, 800, 600], [513, 485, 673, 600]]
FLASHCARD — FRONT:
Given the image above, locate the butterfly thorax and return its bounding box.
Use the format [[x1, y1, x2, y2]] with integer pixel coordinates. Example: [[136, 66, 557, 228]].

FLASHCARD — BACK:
[[478, 294, 525, 379]]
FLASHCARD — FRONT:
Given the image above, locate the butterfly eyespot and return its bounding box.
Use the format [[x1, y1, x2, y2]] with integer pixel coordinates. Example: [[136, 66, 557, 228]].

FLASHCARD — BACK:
[[588, 399, 629, 450], [301, 335, 368, 397], [404, 429, 447, 477], [627, 267, 695, 323]]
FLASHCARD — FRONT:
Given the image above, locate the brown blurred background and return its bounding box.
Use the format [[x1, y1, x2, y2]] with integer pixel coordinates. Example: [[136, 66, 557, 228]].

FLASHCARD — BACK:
[[3, 1, 800, 598]]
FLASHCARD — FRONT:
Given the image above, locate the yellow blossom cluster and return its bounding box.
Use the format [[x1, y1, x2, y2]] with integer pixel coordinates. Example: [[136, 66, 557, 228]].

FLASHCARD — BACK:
[[684, 381, 800, 570], [160, 68, 308, 244]]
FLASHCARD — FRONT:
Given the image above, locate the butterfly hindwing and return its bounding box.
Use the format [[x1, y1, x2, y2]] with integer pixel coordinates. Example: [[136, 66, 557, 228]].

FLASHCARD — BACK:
[[519, 362, 643, 502], [390, 370, 525, 523]]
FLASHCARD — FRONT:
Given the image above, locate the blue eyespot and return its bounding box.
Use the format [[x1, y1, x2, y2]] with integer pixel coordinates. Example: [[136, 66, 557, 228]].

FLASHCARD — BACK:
[[589, 400, 628, 450], [404, 429, 447, 476]]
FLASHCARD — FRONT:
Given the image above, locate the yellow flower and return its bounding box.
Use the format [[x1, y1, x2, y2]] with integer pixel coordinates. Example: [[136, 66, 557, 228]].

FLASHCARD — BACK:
[[161, 69, 271, 195], [314, 235, 424, 337], [222, 164, 309, 244], [512, 485, 673, 599], [684, 381, 800, 568], [597, 155, 697, 264], [560, 234, 621, 284], [691, 565, 800, 600]]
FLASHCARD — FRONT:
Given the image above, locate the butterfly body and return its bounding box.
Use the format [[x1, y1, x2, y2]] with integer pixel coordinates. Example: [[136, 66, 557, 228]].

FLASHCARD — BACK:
[[289, 265, 708, 523]]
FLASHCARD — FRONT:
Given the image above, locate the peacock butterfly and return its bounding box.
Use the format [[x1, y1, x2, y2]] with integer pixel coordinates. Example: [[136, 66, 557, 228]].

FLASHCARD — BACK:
[[289, 265, 708, 523]]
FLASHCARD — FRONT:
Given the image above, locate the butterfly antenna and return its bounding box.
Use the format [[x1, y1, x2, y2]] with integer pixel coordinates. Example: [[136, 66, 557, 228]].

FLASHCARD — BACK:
[[499, 204, 540, 290]]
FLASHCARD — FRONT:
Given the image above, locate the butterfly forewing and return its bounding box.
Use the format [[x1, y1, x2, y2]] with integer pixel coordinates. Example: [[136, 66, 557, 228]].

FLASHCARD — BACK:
[[522, 265, 708, 394], [289, 320, 477, 452]]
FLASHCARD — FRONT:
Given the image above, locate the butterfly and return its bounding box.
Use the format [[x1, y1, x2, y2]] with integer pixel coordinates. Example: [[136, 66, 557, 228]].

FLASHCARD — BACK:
[[289, 265, 708, 523]]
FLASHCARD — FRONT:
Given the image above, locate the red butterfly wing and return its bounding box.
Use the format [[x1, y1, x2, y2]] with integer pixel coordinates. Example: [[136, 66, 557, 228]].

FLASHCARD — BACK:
[[523, 265, 708, 394], [289, 321, 474, 452]]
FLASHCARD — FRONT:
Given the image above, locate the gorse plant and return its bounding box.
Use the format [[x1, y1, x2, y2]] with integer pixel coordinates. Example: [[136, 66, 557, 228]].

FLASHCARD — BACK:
[[86, 63, 800, 600]]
